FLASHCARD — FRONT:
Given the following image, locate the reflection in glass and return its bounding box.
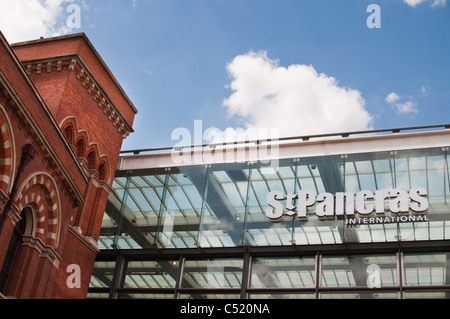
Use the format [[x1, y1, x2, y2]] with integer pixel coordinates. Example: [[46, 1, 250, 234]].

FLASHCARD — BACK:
[[251, 256, 316, 288], [101, 146, 450, 249], [180, 293, 241, 299], [123, 260, 179, 289], [90, 261, 116, 289], [404, 291, 449, 299], [89, 251, 450, 299], [321, 254, 397, 288], [250, 293, 315, 299], [198, 166, 249, 247], [119, 293, 175, 299], [403, 252, 450, 286], [320, 292, 398, 299], [182, 259, 243, 289]]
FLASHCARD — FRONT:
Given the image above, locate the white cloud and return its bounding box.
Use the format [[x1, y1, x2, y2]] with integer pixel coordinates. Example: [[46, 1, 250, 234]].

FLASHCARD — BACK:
[[0, 0, 73, 43], [385, 92, 400, 104], [420, 84, 431, 96], [404, 0, 428, 6], [385, 92, 419, 114], [394, 101, 419, 114], [431, 0, 447, 7], [403, 0, 447, 7], [207, 51, 373, 143]]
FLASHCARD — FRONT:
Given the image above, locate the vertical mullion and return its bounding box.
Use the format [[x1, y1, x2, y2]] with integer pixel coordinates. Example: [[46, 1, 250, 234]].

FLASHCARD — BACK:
[[112, 173, 132, 249], [240, 251, 251, 299], [397, 249, 404, 299], [109, 252, 126, 299], [154, 171, 171, 246], [444, 147, 449, 205], [174, 255, 185, 299], [341, 155, 347, 243], [315, 251, 321, 299], [197, 165, 211, 247], [242, 162, 253, 246], [292, 159, 299, 245]]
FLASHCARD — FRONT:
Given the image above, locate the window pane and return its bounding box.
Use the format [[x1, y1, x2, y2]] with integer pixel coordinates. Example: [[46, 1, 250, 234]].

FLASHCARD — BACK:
[[119, 293, 174, 299], [182, 258, 243, 289], [124, 260, 179, 288], [180, 293, 240, 299], [251, 256, 316, 288], [90, 261, 116, 289], [403, 252, 450, 286], [404, 291, 449, 299], [321, 292, 398, 299], [250, 293, 315, 299], [321, 254, 398, 288]]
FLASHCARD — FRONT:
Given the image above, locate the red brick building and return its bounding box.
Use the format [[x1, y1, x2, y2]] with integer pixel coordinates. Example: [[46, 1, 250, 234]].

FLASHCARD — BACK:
[[0, 31, 137, 298]]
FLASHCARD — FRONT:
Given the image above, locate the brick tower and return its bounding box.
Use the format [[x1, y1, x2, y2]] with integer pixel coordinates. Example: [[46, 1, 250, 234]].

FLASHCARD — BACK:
[[0, 32, 137, 298]]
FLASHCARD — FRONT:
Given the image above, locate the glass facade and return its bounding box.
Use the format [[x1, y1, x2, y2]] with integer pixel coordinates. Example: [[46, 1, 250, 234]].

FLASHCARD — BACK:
[[89, 144, 450, 299]]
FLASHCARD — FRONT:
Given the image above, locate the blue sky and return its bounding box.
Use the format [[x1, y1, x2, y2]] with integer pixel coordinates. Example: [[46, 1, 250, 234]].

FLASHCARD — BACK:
[[0, 0, 449, 151]]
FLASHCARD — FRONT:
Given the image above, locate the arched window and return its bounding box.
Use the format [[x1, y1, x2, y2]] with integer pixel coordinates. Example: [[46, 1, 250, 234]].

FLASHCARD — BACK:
[[0, 209, 28, 294], [98, 162, 107, 181], [63, 125, 73, 145], [75, 139, 84, 158], [87, 151, 95, 170]]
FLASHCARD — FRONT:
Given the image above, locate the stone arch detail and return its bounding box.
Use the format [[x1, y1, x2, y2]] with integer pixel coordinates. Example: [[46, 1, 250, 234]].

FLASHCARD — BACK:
[[75, 135, 86, 158], [60, 117, 111, 183], [0, 103, 15, 194], [15, 173, 61, 248], [98, 154, 111, 184]]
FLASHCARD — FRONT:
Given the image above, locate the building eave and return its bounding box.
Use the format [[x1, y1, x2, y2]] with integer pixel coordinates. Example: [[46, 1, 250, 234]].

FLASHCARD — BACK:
[[11, 32, 138, 116]]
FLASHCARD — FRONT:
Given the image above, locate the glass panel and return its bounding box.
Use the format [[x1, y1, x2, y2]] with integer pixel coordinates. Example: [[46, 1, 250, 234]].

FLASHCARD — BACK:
[[404, 291, 450, 299], [182, 258, 243, 289], [427, 155, 445, 199], [87, 292, 110, 299], [394, 157, 410, 189], [180, 293, 240, 299], [320, 292, 398, 299], [119, 293, 175, 299], [199, 164, 249, 247], [372, 159, 393, 190], [355, 161, 376, 190], [100, 146, 450, 249], [89, 261, 116, 289], [123, 260, 179, 288], [251, 256, 316, 288], [97, 211, 118, 249], [321, 254, 398, 288], [403, 252, 450, 286], [250, 293, 315, 299], [298, 164, 320, 192], [343, 162, 359, 193], [352, 224, 399, 244]]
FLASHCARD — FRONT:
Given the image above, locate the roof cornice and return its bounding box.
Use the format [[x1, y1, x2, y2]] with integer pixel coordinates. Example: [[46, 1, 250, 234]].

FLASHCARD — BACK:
[[11, 32, 138, 115], [20, 54, 134, 138]]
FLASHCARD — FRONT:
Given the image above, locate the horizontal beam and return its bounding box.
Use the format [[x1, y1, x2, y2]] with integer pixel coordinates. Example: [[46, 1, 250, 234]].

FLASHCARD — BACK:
[[116, 126, 450, 170]]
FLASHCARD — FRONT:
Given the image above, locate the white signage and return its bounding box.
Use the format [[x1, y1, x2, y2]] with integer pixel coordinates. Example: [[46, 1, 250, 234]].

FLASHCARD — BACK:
[[266, 187, 429, 224]]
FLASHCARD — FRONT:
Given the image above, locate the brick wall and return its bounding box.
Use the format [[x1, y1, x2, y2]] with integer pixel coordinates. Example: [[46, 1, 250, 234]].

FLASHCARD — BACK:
[[0, 32, 136, 299]]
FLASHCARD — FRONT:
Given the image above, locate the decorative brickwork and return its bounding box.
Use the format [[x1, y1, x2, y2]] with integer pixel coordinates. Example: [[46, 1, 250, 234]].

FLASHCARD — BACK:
[[60, 116, 110, 183], [15, 173, 60, 248], [0, 32, 137, 299], [0, 104, 14, 194], [23, 56, 132, 138]]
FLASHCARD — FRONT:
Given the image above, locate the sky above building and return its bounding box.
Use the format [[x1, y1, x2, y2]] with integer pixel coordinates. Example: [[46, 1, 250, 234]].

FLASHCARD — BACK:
[[0, 0, 449, 151]]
